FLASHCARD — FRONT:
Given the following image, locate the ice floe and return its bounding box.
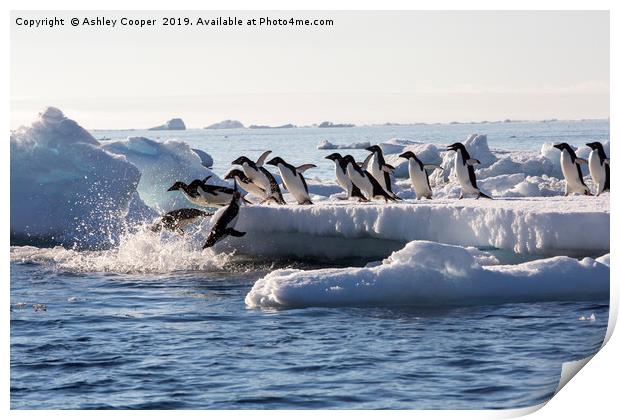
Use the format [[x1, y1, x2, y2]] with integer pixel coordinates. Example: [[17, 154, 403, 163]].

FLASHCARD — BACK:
[[245, 241, 610, 309]]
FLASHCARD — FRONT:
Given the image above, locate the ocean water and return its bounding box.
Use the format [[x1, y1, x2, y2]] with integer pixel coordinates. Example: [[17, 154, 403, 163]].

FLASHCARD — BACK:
[[11, 119, 610, 409], [92, 119, 610, 180]]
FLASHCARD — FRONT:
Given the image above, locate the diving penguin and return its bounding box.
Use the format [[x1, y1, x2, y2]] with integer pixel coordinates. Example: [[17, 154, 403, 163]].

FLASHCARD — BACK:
[[398, 151, 443, 199], [150, 208, 212, 234], [203, 182, 246, 248], [586, 142, 610, 196], [266, 157, 316, 205], [553, 143, 591, 196], [344, 155, 396, 202], [325, 152, 367, 200], [446, 142, 492, 199]]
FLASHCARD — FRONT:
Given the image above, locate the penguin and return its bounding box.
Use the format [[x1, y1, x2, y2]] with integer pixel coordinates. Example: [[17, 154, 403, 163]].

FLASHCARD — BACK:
[[167, 178, 213, 207], [203, 182, 246, 249], [231, 151, 286, 204], [586, 142, 610, 196], [224, 169, 271, 203], [325, 153, 367, 200], [365, 145, 399, 199], [446, 142, 492, 199], [553, 143, 591, 196], [398, 151, 443, 199], [150, 208, 212, 234], [344, 155, 396, 202], [266, 157, 316, 204]]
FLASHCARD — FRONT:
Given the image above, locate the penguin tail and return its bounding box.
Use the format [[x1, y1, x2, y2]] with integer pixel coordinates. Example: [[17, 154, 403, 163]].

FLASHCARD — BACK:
[[478, 191, 493, 200]]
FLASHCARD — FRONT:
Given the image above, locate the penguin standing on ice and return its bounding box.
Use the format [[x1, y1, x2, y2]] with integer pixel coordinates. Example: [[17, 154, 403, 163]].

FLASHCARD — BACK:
[[553, 143, 591, 196], [344, 155, 396, 202], [398, 151, 443, 199], [203, 182, 246, 249], [365, 145, 399, 199], [231, 151, 286, 204], [266, 157, 316, 205], [586, 142, 610, 196], [325, 153, 367, 200], [151, 208, 212, 234], [446, 142, 492, 199]]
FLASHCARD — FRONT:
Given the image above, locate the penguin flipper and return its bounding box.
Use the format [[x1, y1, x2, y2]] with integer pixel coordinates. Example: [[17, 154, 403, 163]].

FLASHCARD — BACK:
[[226, 228, 246, 237], [256, 150, 272, 167], [361, 153, 373, 170], [202, 175, 212, 184], [466, 159, 481, 166], [381, 164, 395, 174], [296, 164, 317, 173], [423, 164, 443, 171]]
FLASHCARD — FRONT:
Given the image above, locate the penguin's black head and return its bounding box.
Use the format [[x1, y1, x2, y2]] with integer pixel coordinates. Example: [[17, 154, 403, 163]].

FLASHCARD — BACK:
[[224, 169, 243, 180], [399, 151, 417, 160], [365, 145, 382, 154], [446, 142, 465, 152], [586, 141, 604, 151], [553, 143, 572, 151], [232, 156, 252, 166], [343, 155, 356, 166], [266, 157, 285, 166], [167, 181, 186, 191], [325, 152, 343, 161]]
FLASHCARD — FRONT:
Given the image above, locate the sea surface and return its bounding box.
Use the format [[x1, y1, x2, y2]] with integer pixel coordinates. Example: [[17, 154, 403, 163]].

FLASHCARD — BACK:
[[11, 120, 610, 409]]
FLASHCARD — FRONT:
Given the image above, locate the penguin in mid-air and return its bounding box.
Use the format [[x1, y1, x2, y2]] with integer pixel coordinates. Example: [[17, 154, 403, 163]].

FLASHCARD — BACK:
[[398, 151, 443, 199], [344, 155, 396, 202], [586, 142, 610, 196], [553, 143, 591, 196], [203, 182, 246, 249], [150, 208, 212, 234], [231, 151, 286, 204], [365, 145, 399, 199], [266, 157, 316, 204], [325, 153, 367, 200], [167, 178, 213, 207], [446, 142, 492, 199]]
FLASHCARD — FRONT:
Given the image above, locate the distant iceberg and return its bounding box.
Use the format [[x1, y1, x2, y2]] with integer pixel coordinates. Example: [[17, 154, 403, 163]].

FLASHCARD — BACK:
[[318, 121, 355, 128], [316, 139, 371, 150], [205, 119, 244, 129], [249, 123, 296, 129], [148, 118, 186, 131]]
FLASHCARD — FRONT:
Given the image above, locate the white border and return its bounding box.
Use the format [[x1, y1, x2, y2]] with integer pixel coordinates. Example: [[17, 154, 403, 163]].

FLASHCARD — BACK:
[[3, 1, 616, 419]]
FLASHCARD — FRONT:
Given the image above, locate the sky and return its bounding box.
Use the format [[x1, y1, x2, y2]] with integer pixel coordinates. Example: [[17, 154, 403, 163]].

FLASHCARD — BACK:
[[10, 11, 609, 129]]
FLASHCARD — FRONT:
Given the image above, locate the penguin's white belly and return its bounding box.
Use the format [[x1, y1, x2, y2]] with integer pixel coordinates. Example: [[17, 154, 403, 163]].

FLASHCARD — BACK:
[[347, 167, 373, 198], [199, 188, 232, 206], [239, 179, 267, 198], [588, 152, 606, 192], [243, 165, 271, 192], [335, 166, 352, 195], [279, 166, 310, 203], [408, 161, 432, 199], [454, 153, 477, 193], [560, 152, 587, 193], [182, 191, 211, 207], [368, 156, 387, 190]]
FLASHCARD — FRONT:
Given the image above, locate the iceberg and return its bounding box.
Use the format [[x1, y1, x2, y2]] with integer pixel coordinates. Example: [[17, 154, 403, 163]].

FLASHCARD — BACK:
[[148, 118, 186, 131], [102, 137, 220, 212], [316, 139, 371, 150], [245, 241, 609, 309], [205, 119, 244, 129], [10, 107, 148, 247]]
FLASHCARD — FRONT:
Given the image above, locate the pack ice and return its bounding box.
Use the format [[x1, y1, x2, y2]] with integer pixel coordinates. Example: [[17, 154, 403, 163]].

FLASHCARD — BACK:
[[245, 241, 610, 309]]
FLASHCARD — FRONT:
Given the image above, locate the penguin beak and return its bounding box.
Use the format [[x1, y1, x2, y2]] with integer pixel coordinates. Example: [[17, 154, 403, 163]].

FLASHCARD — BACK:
[[265, 158, 276, 166], [446, 144, 456, 151], [586, 142, 595, 149], [398, 153, 408, 159], [167, 185, 179, 191], [231, 157, 242, 165], [553, 144, 562, 150]]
